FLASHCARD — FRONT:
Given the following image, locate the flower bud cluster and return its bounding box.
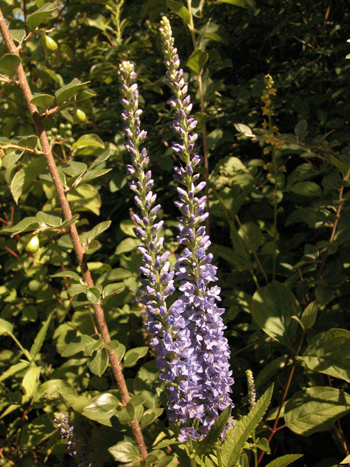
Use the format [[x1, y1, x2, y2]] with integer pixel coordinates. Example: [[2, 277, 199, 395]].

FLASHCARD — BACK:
[[53, 412, 91, 467]]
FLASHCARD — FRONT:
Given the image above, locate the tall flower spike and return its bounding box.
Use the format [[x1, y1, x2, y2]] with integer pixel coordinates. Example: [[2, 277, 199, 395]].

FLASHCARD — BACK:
[[53, 412, 91, 467], [159, 16, 234, 441], [118, 61, 176, 369]]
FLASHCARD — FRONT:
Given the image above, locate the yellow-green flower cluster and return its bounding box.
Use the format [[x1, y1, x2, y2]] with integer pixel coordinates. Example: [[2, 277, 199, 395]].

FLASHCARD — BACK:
[[261, 74, 283, 155]]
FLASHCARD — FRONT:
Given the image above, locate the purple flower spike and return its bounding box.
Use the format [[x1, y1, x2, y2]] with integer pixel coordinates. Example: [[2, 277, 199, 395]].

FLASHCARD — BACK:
[[159, 16, 234, 441], [53, 412, 91, 467]]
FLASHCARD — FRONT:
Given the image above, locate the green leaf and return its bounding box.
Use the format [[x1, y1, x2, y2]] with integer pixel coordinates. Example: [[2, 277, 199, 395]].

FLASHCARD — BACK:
[[103, 282, 125, 299], [115, 238, 142, 255], [61, 160, 87, 177], [9, 29, 26, 44], [80, 167, 112, 184], [207, 128, 223, 151], [83, 393, 120, 415], [86, 286, 101, 305], [20, 414, 56, 453], [197, 405, 232, 455], [300, 301, 318, 330], [36, 211, 62, 227], [22, 366, 41, 397], [33, 379, 78, 405], [50, 270, 81, 281], [284, 386, 350, 436], [265, 454, 304, 467], [29, 314, 51, 359], [117, 401, 136, 425], [72, 133, 104, 152], [67, 183, 101, 215], [166, 0, 191, 24], [220, 385, 274, 467], [0, 53, 21, 78], [62, 335, 95, 357], [89, 348, 109, 376], [87, 220, 111, 243], [290, 181, 323, 197], [301, 328, 350, 383], [109, 441, 140, 463], [216, 0, 256, 8], [2, 151, 24, 168], [251, 281, 300, 348], [16, 135, 39, 150], [187, 48, 209, 75], [67, 283, 88, 297], [27, 3, 58, 31], [294, 119, 308, 140], [89, 148, 113, 169], [0, 318, 14, 335], [329, 155, 350, 178], [3, 216, 39, 236], [0, 361, 29, 383], [30, 93, 55, 110], [123, 347, 148, 368], [11, 157, 48, 204], [140, 408, 164, 428], [55, 78, 89, 106], [120, 219, 137, 237]]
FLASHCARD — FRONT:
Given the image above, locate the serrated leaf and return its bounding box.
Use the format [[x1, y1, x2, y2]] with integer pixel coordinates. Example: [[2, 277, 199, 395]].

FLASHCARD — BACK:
[[30, 93, 55, 110], [27, 3, 58, 31], [265, 454, 304, 467], [29, 315, 51, 359], [123, 347, 148, 368], [109, 441, 140, 462], [0, 53, 21, 78], [0, 361, 29, 383], [103, 282, 125, 299], [22, 366, 41, 397], [197, 405, 232, 455], [187, 48, 209, 75], [166, 0, 191, 24], [220, 385, 273, 467], [55, 78, 89, 106], [301, 328, 350, 383], [2, 151, 24, 168], [62, 335, 95, 357], [9, 29, 26, 44], [284, 386, 350, 436], [89, 348, 109, 376]]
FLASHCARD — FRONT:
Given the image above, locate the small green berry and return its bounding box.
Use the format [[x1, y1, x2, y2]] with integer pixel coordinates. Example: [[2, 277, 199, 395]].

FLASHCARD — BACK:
[[65, 130, 72, 137], [43, 34, 58, 52], [51, 127, 58, 135], [73, 108, 86, 122], [66, 123, 72, 130], [25, 236, 40, 253]]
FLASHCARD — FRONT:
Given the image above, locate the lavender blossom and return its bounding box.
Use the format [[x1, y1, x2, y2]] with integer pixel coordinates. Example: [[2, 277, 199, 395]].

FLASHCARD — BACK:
[[53, 412, 91, 467], [159, 16, 234, 441], [118, 61, 175, 367]]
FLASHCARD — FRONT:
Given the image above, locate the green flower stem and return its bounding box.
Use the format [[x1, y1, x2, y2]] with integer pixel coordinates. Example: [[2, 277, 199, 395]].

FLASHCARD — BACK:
[[0, 9, 148, 462]]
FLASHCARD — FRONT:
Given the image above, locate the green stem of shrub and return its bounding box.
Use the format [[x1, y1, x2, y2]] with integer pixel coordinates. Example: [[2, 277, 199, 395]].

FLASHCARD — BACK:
[[0, 9, 148, 462]]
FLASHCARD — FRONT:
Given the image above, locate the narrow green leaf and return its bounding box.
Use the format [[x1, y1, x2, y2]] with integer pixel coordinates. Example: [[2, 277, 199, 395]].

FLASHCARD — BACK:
[[51, 270, 81, 281], [103, 282, 125, 299], [3, 217, 39, 236], [80, 167, 112, 184], [220, 385, 274, 467], [89, 149, 113, 169], [123, 347, 148, 368], [0, 361, 29, 383], [55, 78, 89, 106], [216, 0, 256, 9], [330, 155, 350, 178], [252, 281, 300, 347], [265, 454, 304, 467], [301, 328, 350, 383], [62, 335, 95, 357], [0, 53, 21, 78], [290, 181, 323, 197], [72, 133, 104, 150], [27, 3, 58, 31], [284, 386, 350, 436], [30, 315, 52, 359], [22, 366, 41, 397], [300, 301, 318, 330], [166, 0, 191, 24], [196, 405, 232, 455], [89, 348, 109, 376], [187, 48, 209, 75], [87, 220, 111, 243]]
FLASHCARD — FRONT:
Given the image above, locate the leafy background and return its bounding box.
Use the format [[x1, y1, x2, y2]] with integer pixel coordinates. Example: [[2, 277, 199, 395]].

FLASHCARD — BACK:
[[1, 0, 350, 466]]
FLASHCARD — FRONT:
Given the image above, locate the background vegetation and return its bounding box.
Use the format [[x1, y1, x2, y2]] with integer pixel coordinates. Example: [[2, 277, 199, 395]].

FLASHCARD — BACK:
[[1, 0, 350, 466]]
